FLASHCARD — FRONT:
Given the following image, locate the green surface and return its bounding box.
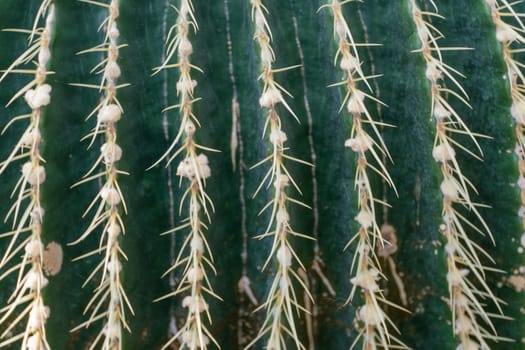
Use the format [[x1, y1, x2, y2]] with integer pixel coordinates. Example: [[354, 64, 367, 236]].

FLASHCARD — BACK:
[[0, 0, 524, 349]]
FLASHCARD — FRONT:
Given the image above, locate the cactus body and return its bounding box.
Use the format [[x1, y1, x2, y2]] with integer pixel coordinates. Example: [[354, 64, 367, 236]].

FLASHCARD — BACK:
[[0, 1, 524, 349]]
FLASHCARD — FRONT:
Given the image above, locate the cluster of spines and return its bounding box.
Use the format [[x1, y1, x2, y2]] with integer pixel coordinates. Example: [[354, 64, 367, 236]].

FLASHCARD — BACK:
[[247, 1, 313, 349], [321, 1, 406, 349], [0, 2, 54, 349], [410, 1, 505, 348], [152, 1, 220, 349], [486, 1, 525, 262], [69, 1, 134, 349]]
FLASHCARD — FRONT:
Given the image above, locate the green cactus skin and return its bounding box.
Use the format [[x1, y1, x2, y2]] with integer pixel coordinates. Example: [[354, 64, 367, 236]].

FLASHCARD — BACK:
[[0, 0, 524, 349]]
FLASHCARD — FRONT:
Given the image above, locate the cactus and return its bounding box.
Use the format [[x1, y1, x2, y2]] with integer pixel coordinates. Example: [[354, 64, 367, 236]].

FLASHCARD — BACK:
[[0, 0, 525, 349]]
